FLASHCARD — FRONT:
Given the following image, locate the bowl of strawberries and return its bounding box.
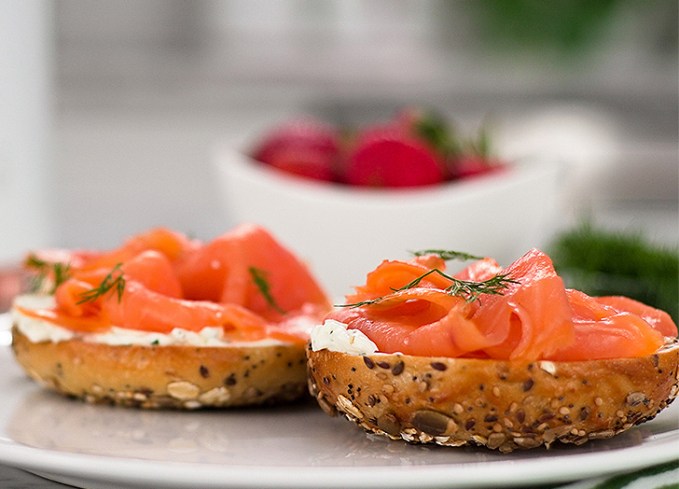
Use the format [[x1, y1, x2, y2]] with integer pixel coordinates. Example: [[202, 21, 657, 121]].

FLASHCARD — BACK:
[[215, 108, 564, 297]]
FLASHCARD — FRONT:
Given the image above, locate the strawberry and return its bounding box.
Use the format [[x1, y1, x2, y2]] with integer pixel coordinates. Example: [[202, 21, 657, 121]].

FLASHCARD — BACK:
[[251, 118, 340, 182], [343, 127, 446, 188], [267, 146, 336, 182]]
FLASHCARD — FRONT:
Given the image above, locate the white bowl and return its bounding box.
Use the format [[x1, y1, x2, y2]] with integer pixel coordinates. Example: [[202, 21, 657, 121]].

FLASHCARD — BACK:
[[214, 149, 565, 298]]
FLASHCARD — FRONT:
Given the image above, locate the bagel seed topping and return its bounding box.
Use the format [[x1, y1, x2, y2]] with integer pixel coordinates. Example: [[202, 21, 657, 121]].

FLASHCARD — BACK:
[[167, 381, 200, 401], [430, 361, 447, 371], [411, 410, 457, 436], [626, 392, 646, 406], [199, 365, 210, 378], [539, 361, 557, 376], [391, 361, 405, 376], [224, 373, 237, 386], [337, 394, 363, 419]]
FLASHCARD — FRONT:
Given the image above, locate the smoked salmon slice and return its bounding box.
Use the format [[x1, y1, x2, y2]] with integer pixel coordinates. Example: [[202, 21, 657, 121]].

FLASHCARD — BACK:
[[550, 290, 666, 361], [20, 224, 331, 343], [176, 224, 329, 321], [331, 249, 676, 361]]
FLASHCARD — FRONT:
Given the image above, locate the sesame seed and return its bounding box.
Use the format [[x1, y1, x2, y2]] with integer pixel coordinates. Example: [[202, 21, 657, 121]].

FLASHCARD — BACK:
[[539, 361, 557, 376], [224, 373, 237, 386], [516, 410, 526, 424], [199, 365, 210, 378], [430, 362, 447, 371], [391, 361, 405, 376]]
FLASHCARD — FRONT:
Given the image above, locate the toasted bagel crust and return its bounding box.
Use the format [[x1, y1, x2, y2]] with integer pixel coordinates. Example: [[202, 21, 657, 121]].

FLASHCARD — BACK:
[[12, 326, 307, 408], [307, 339, 679, 452]]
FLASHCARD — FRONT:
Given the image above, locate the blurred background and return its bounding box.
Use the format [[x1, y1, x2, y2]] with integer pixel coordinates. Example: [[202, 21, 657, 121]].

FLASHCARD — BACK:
[[1, 0, 677, 285]]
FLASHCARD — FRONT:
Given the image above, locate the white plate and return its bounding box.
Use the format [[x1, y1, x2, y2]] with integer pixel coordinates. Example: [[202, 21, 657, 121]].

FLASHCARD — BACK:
[[0, 315, 677, 489]]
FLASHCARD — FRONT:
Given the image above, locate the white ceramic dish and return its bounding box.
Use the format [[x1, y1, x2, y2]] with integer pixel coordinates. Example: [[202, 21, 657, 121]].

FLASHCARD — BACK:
[[0, 314, 677, 489], [214, 149, 565, 298]]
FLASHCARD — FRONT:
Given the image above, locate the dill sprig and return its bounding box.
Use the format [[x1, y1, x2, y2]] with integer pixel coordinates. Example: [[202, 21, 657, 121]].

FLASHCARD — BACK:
[[249, 266, 285, 314], [339, 268, 517, 308], [76, 263, 126, 304], [410, 249, 484, 261], [25, 254, 71, 294]]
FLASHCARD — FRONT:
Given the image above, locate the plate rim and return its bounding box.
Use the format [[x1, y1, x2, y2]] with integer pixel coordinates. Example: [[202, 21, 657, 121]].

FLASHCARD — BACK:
[[0, 432, 678, 489]]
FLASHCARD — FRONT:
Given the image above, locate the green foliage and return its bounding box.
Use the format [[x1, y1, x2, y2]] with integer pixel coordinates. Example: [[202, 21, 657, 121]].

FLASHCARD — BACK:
[[467, 0, 625, 56], [550, 224, 678, 321]]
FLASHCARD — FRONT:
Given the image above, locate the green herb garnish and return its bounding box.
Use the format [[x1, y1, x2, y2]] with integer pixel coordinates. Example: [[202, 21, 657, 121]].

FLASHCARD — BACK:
[[76, 263, 126, 304], [25, 254, 72, 294], [249, 266, 285, 314], [340, 268, 517, 308]]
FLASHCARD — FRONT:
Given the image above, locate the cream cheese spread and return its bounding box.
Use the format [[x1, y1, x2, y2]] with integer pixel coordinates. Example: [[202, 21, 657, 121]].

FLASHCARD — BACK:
[[310, 319, 378, 355], [11, 294, 290, 347]]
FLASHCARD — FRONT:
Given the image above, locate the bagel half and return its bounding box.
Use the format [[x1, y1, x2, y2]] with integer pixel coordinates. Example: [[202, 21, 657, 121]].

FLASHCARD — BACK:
[[307, 339, 679, 452], [12, 326, 307, 409]]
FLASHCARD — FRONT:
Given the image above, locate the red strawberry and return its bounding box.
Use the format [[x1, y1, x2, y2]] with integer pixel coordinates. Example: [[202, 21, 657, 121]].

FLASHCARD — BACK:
[[267, 146, 336, 182], [251, 118, 340, 182], [343, 127, 446, 188]]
